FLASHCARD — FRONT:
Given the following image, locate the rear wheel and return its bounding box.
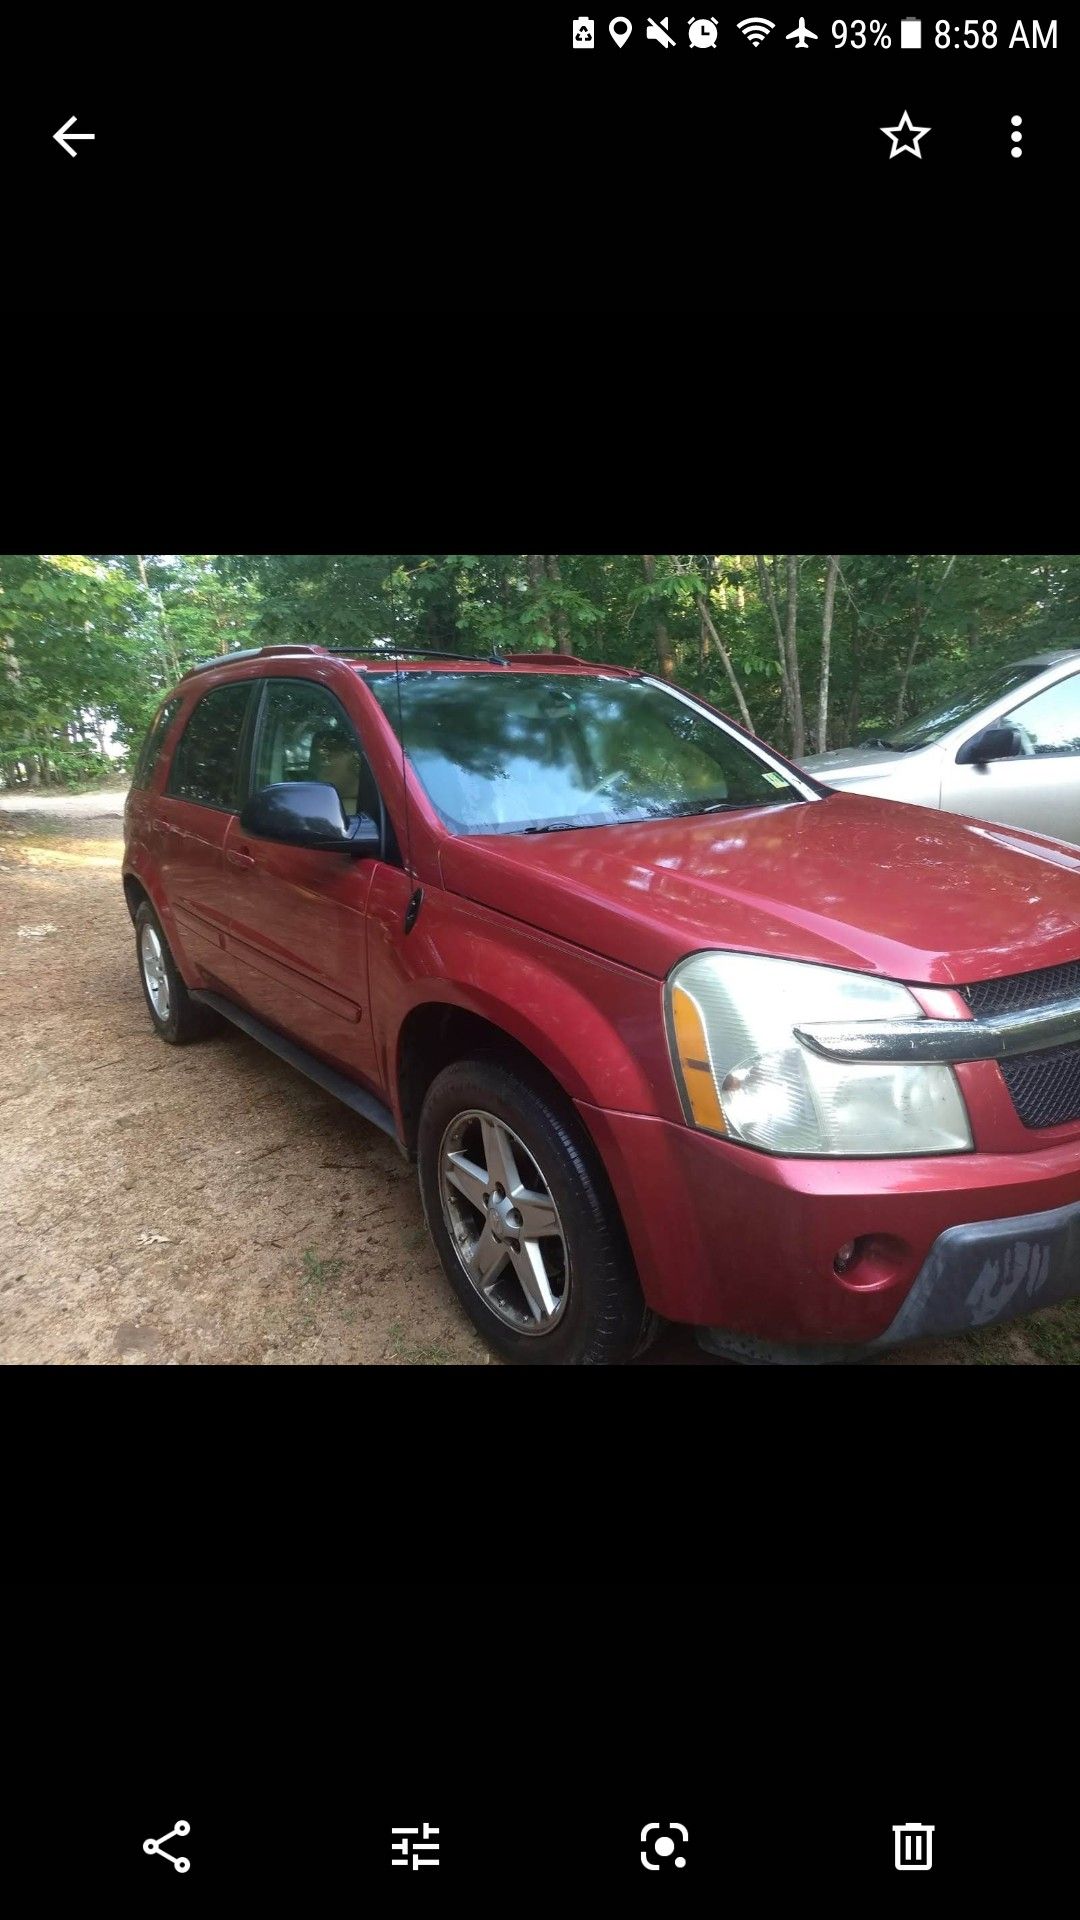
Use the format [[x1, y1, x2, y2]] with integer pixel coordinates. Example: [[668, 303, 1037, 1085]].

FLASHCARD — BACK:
[[134, 900, 220, 1045], [418, 1056, 654, 1365]]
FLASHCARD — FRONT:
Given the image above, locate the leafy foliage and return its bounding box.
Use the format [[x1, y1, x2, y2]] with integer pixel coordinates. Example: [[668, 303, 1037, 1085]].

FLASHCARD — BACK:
[[3, 552, 1077, 785]]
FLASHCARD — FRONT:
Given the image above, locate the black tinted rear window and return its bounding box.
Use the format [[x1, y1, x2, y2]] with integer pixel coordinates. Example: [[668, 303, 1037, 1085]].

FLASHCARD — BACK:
[[167, 682, 253, 810], [131, 695, 182, 791]]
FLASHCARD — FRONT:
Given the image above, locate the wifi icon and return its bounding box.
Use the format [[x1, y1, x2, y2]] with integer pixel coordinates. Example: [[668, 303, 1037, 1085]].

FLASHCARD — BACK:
[[737, 15, 776, 42]]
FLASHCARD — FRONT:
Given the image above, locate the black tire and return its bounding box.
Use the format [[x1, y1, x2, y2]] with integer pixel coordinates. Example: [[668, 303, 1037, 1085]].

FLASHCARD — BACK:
[[418, 1055, 654, 1366], [134, 899, 220, 1046]]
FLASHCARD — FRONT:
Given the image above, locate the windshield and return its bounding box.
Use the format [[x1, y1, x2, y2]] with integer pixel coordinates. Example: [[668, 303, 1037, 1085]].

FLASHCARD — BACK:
[[365, 671, 808, 835], [884, 660, 1049, 751]]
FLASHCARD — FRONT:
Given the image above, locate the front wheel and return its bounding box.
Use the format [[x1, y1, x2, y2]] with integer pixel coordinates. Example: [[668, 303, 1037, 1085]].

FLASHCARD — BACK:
[[417, 1057, 653, 1365]]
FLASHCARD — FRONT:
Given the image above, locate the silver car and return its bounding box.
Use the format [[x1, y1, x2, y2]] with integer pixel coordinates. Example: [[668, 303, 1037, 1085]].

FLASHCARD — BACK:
[[801, 649, 1080, 842]]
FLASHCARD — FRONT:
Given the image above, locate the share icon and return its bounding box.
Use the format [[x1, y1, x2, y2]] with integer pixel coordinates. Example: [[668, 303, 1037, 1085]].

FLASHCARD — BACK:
[[143, 1820, 191, 1873]]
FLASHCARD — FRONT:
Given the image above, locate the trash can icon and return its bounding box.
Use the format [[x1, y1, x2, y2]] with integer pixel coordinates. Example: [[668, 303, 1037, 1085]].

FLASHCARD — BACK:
[[893, 1822, 934, 1871]]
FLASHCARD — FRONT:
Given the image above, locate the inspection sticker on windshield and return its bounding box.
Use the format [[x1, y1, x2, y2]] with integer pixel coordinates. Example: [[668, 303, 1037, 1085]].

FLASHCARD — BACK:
[[762, 772, 788, 788]]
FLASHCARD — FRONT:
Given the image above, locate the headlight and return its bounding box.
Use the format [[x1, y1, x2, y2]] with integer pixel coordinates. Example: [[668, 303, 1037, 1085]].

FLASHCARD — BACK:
[[665, 952, 971, 1157]]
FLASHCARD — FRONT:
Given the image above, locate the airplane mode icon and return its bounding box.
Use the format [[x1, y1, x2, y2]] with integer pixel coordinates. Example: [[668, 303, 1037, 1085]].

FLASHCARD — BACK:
[[786, 15, 818, 43]]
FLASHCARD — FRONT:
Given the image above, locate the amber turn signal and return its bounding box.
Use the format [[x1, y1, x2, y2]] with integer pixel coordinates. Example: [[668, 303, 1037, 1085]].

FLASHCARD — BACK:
[[670, 983, 727, 1134]]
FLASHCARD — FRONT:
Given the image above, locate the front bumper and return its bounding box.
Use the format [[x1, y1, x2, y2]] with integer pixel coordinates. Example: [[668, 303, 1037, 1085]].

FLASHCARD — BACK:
[[697, 1199, 1080, 1362], [576, 1103, 1080, 1347]]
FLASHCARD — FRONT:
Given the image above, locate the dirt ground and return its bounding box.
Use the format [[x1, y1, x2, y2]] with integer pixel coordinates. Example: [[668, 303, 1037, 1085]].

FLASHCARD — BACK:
[[2, 788, 1077, 1366]]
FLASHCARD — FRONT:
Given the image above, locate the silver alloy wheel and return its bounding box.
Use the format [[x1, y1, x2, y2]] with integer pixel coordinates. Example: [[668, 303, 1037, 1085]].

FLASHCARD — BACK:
[[438, 1109, 570, 1335], [140, 923, 171, 1022]]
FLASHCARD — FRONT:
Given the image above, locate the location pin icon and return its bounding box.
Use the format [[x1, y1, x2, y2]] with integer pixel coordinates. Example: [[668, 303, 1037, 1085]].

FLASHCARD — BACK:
[[609, 16, 632, 45]]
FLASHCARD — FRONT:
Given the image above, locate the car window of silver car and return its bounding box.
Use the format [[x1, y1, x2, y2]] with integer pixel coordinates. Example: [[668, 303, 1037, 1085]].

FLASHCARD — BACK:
[[1002, 671, 1080, 757], [886, 660, 1048, 751]]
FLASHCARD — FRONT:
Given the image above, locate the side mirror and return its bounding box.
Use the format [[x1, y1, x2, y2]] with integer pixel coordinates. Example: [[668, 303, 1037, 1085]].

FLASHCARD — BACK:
[[240, 781, 381, 855], [955, 725, 1024, 767]]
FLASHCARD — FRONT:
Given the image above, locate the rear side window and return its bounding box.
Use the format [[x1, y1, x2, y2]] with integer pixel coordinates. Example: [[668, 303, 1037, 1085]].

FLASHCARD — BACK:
[[167, 682, 253, 810], [130, 696, 182, 791]]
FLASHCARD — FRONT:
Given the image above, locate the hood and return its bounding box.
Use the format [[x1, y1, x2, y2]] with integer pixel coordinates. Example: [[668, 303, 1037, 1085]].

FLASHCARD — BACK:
[[800, 744, 916, 783], [438, 791, 1080, 986]]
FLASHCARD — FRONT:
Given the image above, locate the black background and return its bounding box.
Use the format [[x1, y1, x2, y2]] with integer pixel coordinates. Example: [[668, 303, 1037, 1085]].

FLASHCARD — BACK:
[[6, 1582, 1072, 1902], [6, 9, 1074, 310]]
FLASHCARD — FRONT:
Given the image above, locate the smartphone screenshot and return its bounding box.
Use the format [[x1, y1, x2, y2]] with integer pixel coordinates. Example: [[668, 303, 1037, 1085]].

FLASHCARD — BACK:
[[6, 9, 1069, 310]]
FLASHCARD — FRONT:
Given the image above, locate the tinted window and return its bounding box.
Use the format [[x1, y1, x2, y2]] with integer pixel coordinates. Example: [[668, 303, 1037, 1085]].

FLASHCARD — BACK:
[[366, 671, 805, 835], [886, 660, 1048, 750], [131, 695, 182, 790], [1004, 672, 1080, 756], [252, 679, 382, 824], [168, 683, 253, 809]]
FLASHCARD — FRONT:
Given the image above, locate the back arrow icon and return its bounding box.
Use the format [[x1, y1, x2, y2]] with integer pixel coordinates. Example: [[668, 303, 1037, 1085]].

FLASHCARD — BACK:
[[54, 115, 95, 157]]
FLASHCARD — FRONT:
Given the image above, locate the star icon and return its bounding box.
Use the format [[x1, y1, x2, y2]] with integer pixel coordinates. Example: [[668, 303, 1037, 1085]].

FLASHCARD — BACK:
[[881, 109, 931, 157]]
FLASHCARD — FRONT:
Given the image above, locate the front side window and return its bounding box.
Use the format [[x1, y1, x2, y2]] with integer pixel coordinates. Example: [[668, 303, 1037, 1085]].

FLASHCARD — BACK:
[[131, 695, 182, 790], [1002, 672, 1080, 756], [167, 682, 254, 809], [886, 660, 1048, 751], [252, 678, 382, 823], [365, 671, 808, 835]]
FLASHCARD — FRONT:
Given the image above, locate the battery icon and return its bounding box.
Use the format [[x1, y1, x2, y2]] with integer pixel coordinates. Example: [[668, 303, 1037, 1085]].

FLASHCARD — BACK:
[[900, 16, 922, 44]]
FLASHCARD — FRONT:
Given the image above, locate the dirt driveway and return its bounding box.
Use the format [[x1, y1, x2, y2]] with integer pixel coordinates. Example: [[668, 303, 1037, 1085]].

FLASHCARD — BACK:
[[2, 789, 1076, 1366]]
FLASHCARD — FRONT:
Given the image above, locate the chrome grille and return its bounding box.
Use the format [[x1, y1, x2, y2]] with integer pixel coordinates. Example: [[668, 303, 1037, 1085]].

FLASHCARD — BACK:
[[962, 958, 1080, 1127], [962, 959, 1080, 1018], [999, 1045, 1080, 1130]]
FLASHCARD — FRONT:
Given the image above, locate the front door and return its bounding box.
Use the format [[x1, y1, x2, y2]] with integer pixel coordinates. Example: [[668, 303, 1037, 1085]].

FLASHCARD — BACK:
[[942, 670, 1080, 843], [219, 676, 383, 1086]]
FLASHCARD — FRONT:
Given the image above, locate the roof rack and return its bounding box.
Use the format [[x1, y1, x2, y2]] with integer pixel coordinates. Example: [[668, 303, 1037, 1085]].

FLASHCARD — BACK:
[[330, 645, 510, 666], [180, 644, 323, 679], [180, 641, 515, 679]]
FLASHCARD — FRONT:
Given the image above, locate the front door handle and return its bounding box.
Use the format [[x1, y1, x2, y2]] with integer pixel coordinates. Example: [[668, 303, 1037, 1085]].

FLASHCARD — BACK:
[[226, 845, 256, 870]]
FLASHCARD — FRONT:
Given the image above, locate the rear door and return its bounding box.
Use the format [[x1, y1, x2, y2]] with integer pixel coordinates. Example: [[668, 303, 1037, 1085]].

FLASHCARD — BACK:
[[218, 676, 383, 1085], [154, 678, 258, 986], [942, 669, 1080, 843]]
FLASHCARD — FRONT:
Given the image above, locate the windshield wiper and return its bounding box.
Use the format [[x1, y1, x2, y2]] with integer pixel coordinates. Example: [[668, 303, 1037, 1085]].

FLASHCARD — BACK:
[[521, 821, 588, 834], [653, 796, 794, 820]]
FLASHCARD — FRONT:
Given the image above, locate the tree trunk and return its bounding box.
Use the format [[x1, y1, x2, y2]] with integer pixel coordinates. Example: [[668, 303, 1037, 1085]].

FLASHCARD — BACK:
[[138, 555, 181, 682], [817, 555, 840, 753], [527, 554, 551, 645], [895, 554, 956, 725], [694, 592, 755, 731], [755, 555, 796, 748], [895, 561, 923, 726], [784, 554, 804, 758], [546, 555, 571, 652], [846, 598, 862, 741], [642, 555, 675, 680]]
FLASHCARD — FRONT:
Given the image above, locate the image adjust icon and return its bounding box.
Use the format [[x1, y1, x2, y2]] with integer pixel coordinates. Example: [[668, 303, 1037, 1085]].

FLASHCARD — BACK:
[[392, 1823, 440, 1869]]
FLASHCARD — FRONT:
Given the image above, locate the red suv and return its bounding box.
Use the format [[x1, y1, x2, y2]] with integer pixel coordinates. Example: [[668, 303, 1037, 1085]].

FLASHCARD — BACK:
[[123, 644, 1080, 1364]]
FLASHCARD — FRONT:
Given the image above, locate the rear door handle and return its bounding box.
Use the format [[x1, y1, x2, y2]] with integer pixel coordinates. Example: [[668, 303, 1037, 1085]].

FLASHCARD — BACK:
[[227, 846, 256, 870]]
